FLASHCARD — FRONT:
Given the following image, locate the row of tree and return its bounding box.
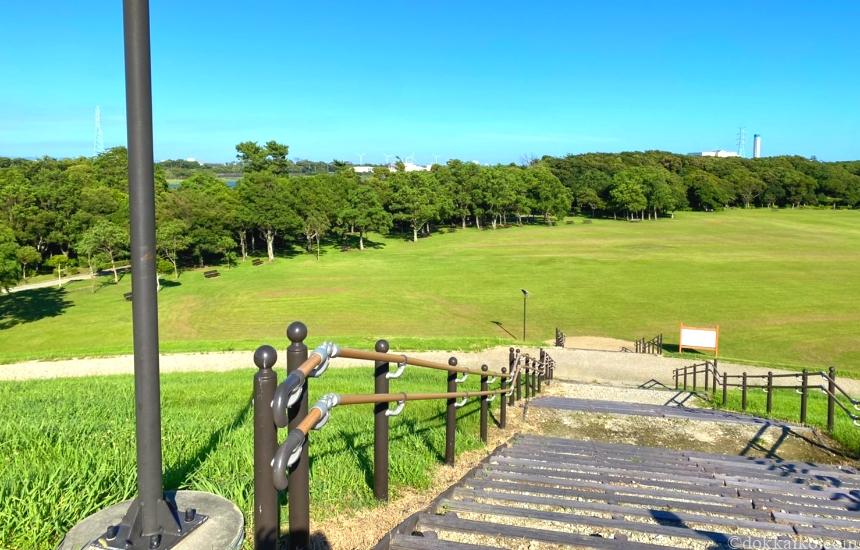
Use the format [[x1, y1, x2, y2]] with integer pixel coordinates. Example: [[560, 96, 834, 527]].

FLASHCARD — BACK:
[[0, 142, 570, 288], [542, 151, 860, 217], [2, 144, 858, 290]]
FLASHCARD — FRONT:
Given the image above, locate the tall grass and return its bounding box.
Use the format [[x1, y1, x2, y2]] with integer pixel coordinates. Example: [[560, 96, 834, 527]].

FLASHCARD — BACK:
[[0, 367, 499, 549]]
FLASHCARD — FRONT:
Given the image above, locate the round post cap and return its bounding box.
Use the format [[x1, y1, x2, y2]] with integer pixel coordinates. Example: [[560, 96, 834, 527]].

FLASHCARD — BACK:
[[253, 345, 278, 369], [287, 321, 308, 343]]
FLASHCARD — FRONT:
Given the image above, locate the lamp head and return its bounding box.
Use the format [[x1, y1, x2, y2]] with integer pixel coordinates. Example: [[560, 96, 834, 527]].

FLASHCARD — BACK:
[[521, 289, 529, 297]]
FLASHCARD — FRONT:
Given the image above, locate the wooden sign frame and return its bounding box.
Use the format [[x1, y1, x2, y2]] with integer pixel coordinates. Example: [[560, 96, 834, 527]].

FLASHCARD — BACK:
[[678, 323, 719, 356]]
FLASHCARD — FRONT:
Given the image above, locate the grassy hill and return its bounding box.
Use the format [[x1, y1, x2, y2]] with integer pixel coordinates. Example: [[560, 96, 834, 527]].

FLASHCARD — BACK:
[[1, 209, 858, 375]]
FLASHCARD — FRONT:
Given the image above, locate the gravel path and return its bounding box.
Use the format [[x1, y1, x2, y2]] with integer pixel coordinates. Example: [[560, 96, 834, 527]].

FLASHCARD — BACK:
[[3, 342, 858, 396]]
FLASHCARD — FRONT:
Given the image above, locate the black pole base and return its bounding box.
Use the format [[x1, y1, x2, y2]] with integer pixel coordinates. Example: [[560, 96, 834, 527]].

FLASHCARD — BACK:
[[87, 495, 206, 550]]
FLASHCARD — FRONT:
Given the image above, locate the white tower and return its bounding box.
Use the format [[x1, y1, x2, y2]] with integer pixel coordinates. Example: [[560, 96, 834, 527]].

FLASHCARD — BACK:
[[753, 134, 762, 159], [94, 106, 105, 155], [736, 127, 746, 158]]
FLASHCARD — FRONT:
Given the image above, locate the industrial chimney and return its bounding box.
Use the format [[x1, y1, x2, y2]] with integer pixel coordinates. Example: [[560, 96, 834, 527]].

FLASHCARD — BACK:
[[753, 134, 762, 158]]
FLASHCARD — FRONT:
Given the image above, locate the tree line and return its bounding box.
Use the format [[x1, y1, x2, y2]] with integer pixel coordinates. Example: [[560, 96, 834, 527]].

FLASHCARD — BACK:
[[1, 144, 858, 290], [543, 151, 860, 219]]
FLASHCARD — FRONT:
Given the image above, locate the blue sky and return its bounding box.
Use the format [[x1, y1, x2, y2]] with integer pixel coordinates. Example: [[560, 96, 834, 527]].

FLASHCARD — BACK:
[[1, 1, 858, 163]]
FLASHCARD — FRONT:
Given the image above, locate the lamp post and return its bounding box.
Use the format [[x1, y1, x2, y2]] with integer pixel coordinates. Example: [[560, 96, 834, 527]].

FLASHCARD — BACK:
[[521, 289, 529, 341]]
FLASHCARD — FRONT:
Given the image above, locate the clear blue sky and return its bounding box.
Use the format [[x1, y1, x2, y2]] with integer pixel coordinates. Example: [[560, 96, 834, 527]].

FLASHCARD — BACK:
[[1, 1, 858, 163]]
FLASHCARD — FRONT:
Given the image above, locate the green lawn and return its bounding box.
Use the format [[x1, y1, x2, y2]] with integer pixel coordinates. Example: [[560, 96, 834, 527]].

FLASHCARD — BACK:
[[709, 387, 860, 455], [0, 367, 500, 549], [1, 209, 859, 374]]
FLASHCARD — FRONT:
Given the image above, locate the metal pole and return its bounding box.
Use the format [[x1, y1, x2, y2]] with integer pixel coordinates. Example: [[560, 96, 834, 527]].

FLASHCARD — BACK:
[[373, 339, 390, 501], [693, 364, 697, 391], [741, 372, 747, 412], [287, 322, 310, 550], [524, 357, 531, 399], [766, 372, 773, 415], [800, 369, 808, 424], [722, 370, 727, 405], [480, 365, 488, 443], [253, 346, 279, 550], [445, 357, 457, 465], [683, 367, 687, 391], [500, 367, 507, 429], [537, 349, 544, 393], [704, 364, 709, 394], [124, 0, 164, 539], [827, 367, 836, 432], [522, 294, 527, 341]]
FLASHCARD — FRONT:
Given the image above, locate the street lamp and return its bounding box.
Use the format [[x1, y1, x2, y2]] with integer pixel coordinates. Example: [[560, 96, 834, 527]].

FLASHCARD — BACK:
[[521, 289, 529, 341]]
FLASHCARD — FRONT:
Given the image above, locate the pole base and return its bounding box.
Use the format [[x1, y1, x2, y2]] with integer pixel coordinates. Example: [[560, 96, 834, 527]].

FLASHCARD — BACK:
[[60, 491, 243, 550]]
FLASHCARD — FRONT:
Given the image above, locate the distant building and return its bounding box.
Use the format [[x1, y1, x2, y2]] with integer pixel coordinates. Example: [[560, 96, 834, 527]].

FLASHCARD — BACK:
[[395, 162, 432, 172], [690, 150, 740, 158], [753, 134, 762, 158], [353, 166, 375, 173]]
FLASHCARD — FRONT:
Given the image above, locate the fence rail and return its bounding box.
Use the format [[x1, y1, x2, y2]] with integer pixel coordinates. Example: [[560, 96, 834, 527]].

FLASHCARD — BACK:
[[672, 361, 859, 434], [621, 333, 663, 355], [252, 321, 556, 550]]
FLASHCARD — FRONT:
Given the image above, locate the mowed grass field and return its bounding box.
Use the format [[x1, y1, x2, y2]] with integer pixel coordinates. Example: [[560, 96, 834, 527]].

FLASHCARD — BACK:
[[1, 209, 859, 374], [0, 367, 497, 548]]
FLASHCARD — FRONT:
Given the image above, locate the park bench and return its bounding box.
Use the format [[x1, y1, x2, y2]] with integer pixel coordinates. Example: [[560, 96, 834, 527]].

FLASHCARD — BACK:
[[203, 269, 220, 279], [252, 258, 264, 266]]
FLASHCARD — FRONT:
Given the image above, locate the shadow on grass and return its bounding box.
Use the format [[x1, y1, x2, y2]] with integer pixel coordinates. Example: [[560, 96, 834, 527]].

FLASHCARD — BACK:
[[0, 286, 72, 329], [163, 392, 253, 489], [490, 321, 517, 340]]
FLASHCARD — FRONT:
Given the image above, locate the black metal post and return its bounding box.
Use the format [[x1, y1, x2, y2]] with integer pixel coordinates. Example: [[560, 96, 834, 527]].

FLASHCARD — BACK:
[[693, 365, 697, 391], [537, 349, 543, 393], [741, 372, 748, 412], [674, 369, 678, 390], [683, 367, 688, 390], [827, 366, 836, 432], [445, 357, 457, 465], [704, 364, 709, 394], [373, 339, 390, 501], [253, 346, 279, 550], [480, 365, 488, 443], [722, 370, 727, 405], [500, 368, 507, 429], [287, 322, 310, 550], [800, 369, 808, 424], [766, 372, 773, 415], [521, 290, 528, 341], [508, 348, 515, 407]]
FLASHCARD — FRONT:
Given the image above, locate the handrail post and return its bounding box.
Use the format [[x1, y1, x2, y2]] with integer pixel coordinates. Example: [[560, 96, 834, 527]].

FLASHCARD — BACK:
[[508, 348, 515, 407], [800, 369, 808, 424], [445, 357, 457, 465], [480, 365, 489, 443], [373, 339, 390, 501], [766, 371, 773, 415], [683, 366, 688, 391], [516, 352, 522, 402], [253, 346, 279, 550], [712, 361, 718, 395], [674, 369, 678, 390], [722, 370, 727, 404], [704, 363, 709, 393], [287, 322, 310, 550], [693, 364, 697, 391], [741, 372, 747, 412], [827, 366, 836, 432], [537, 349, 544, 393], [524, 356, 531, 399], [500, 367, 508, 429]]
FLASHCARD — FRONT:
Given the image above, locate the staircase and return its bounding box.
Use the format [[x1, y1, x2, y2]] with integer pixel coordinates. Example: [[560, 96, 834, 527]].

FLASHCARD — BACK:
[[386, 435, 860, 549]]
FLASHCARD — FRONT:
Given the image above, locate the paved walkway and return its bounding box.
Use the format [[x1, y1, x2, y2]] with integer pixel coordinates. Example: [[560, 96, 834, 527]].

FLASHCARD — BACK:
[[531, 395, 803, 429]]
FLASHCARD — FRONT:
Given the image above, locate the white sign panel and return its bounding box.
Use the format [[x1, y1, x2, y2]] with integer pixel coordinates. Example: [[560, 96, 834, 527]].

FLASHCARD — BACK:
[[679, 324, 719, 355], [680, 328, 717, 349]]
